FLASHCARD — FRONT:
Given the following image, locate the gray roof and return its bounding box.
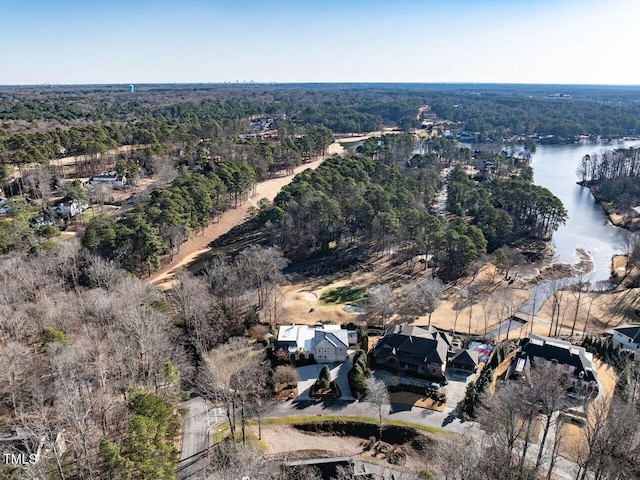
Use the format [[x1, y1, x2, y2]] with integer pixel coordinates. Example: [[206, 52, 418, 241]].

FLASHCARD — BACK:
[[373, 324, 449, 366], [450, 349, 479, 367], [314, 330, 348, 348], [613, 324, 640, 345], [511, 334, 597, 383]]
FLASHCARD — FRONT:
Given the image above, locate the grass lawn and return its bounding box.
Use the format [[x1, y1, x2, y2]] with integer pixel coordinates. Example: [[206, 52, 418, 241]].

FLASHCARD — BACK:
[[319, 286, 368, 306], [255, 415, 444, 435]]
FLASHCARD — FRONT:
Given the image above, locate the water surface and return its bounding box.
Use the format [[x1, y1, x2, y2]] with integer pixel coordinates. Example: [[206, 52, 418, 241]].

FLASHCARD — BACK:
[[532, 140, 640, 282]]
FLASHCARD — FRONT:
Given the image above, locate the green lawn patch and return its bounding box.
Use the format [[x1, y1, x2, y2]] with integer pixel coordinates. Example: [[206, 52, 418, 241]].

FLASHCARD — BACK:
[[319, 286, 368, 306], [255, 415, 443, 435]]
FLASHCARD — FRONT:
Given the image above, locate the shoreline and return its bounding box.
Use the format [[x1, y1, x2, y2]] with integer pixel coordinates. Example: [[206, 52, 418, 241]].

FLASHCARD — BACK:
[[577, 180, 640, 231]]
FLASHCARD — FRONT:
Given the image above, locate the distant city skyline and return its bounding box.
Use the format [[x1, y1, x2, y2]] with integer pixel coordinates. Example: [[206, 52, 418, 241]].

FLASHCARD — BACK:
[[1, 0, 639, 86]]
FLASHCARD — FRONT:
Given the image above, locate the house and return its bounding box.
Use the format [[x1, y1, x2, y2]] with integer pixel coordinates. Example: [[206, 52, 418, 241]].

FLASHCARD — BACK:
[[507, 333, 599, 396], [28, 214, 56, 228], [275, 324, 354, 363], [611, 324, 640, 352], [372, 325, 451, 378], [55, 201, 88, 217], [89, 173, 127, 189]]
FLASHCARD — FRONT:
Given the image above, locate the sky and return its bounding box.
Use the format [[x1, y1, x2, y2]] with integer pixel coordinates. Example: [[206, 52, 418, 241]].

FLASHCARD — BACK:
[[1, 0, 639, 85]]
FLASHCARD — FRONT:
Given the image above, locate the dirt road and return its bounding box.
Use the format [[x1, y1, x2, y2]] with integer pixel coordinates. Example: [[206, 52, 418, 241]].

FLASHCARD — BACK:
[[150, 155, 329, 289]]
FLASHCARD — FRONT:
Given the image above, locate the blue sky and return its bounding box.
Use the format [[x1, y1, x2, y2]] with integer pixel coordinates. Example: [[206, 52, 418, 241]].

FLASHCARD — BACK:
[[1, 0, 639, 85]]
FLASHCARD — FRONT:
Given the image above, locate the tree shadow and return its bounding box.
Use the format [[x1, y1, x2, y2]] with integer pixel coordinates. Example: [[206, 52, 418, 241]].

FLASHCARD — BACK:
[[441, 401, 464, 427], [290, 399, 317, 410]]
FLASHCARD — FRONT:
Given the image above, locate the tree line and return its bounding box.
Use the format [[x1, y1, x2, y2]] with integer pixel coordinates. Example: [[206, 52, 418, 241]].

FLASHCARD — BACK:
[[430, 93, 640, 141], [578, 147, 640, 221], [447, 166, 566, 246], [82, 166, 240, 274]]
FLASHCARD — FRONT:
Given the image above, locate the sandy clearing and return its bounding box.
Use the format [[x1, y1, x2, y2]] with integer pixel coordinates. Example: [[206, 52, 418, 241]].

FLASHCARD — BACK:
[[283, 260, 534, 336], [248, 424, 365, 457], [594, 359, 618, 402], [557, 360, 619, 464], [150, 156, 328, 289], [534, 287, 640, 336]]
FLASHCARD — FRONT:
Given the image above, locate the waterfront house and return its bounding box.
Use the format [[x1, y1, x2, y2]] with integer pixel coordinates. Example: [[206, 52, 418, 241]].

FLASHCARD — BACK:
[[372, 325, 450, 379], [611, 324, 640, 352], [507, 333, 599, 396]]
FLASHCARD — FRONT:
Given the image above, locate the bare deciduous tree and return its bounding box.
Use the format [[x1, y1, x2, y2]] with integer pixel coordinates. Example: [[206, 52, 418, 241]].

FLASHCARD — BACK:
[[400, 277, 444, 326], [199, 338, 268, 447], [368, 284, 395, 329], [236, 244, 289, 313], [365, 376, 389, 440]]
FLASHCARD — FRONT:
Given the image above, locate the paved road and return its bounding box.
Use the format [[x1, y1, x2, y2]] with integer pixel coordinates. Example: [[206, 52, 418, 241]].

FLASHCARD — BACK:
[[266, 397, 475, 435], [265, 398, 579, 479], [179, 393, 580, 480], [177, 397, 224, 480]]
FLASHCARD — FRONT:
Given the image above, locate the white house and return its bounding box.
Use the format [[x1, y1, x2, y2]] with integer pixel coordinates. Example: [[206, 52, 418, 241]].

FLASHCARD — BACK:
[[89, 174, 127, 189], [276, 324, 353, 363], [55, 201, 88, 217], [611, 324, 640, 352]]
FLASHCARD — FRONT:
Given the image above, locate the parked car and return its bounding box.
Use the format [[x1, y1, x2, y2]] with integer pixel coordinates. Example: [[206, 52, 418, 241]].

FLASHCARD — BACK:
[[425, 381, 441, 391]]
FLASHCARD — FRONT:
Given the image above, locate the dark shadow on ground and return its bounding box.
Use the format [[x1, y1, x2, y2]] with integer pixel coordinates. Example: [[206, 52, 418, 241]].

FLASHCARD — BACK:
[[320, 399, 356, 411], [442, 403, 462, 427], [290, 399, 318, 410], [389, 402, 412, 414]]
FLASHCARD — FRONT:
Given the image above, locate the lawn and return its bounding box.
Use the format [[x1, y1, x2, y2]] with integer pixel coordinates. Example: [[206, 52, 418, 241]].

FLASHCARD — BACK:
[[255, 415, 444, 435], [319, 286, 368, 306]]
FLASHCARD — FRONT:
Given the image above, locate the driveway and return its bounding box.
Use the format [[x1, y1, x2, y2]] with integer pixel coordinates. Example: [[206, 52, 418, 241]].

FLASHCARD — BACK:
[[371, 368, 477, 413], [296, 352, 355, 401], [444, 368, 478, 410]]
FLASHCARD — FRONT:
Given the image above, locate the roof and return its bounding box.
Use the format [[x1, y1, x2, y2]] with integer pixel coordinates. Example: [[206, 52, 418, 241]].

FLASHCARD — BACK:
[[512, 333, 598, 383], [450, 349, 479, 367], [373, 324, 450, 366], [276, 324, 350, 352], [314, 330, 348, 349], [613, 324, 640, 345]]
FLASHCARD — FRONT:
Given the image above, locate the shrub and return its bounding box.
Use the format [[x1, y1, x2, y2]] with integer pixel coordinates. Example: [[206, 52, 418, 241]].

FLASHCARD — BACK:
[[460, 368, 493, 419], [294, 421, 418, 444], [310, 379, 342, 399], [273, 365, 299, 388], [36, 224, 60, 238], [348, 366, 368, 399], [42, 326, 70, 346], [274, 348, 290, 365], [581, 334, 634, 370], [487, 340, 512, 369], [418, 469, 435, 480], [348, 349, 371, 399], [318, 365, 332, 389]]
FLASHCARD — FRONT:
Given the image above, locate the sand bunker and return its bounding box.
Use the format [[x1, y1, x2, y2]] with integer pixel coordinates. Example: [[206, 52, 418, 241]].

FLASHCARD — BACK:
[[304, 292, 317, 301], [343, 305, 366, 314]]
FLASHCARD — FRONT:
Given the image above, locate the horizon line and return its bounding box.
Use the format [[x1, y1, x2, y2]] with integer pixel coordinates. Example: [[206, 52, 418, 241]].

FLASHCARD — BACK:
[[2, 81, 640, 89]]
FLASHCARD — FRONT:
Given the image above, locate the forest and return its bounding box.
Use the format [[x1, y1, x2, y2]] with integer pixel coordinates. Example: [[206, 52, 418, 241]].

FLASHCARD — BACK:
[[577, 146, 640, 227], [0, 83, 637, 480], [262, 133, 564, 281]]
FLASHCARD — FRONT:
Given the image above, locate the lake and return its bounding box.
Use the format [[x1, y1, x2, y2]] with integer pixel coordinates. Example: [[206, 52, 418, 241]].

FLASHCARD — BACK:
[[532, 140, 640, 283]]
